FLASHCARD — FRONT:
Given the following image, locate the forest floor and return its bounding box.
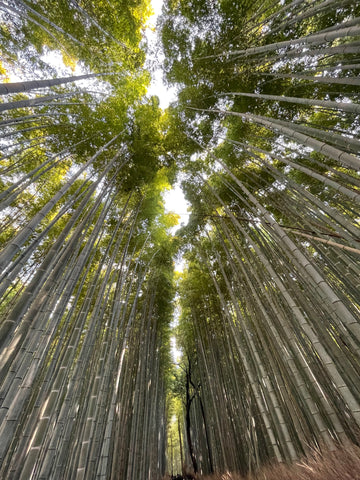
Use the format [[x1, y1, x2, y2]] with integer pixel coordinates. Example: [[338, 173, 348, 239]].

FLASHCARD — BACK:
[[166, 444, 360, 480]]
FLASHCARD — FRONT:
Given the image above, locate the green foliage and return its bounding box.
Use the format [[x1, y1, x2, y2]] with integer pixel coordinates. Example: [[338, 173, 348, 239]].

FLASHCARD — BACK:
[[0, 0, 152, 76]]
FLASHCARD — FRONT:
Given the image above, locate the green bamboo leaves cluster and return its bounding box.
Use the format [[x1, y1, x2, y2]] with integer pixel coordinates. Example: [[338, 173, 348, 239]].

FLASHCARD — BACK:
[[162, 0, 360, 476], [0, 0, 151, 74]]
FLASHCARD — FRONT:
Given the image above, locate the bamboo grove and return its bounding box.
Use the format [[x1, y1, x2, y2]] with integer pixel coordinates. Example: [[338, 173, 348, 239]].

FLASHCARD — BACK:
[[0, 1, 360, 479], [0, 1, 178, 478], [162, 0, 360, 476]]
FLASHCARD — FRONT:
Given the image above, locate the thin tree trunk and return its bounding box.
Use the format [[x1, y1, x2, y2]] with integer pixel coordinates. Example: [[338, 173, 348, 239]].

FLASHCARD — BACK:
[[0, 73, 107, 95], [222, 91, 360, 115], [0, 93, 74, 112]]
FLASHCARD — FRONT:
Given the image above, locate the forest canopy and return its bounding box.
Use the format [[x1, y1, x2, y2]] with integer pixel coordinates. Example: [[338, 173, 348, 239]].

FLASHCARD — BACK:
[[0, 1, 360, 479]]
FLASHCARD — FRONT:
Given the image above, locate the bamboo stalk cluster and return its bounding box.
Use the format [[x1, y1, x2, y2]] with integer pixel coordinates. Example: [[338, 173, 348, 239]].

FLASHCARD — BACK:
[[0, 153, 171, 477], [0, 2, 173, 478], [166, 0, 360, 475]]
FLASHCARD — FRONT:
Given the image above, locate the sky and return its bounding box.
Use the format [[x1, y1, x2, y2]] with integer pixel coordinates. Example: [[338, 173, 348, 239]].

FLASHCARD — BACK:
[[145, 0, 178, 109], [163, 185, 190, 234], [147, 2, 187, 363], [146, 0, 190, 242]]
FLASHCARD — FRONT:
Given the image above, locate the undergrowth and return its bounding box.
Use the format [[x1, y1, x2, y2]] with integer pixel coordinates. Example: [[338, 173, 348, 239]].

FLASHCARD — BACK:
[[179, 444, 360, 480]]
